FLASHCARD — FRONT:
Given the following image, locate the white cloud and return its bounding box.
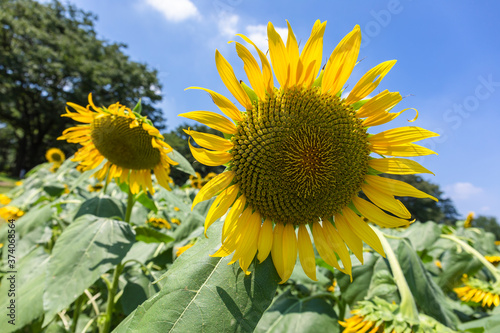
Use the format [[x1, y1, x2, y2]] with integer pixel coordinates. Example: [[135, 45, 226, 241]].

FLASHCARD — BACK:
[[218, 14, 239, 38], [444, 182, 483, 201], [245, 24, 288, 52], [145, 0, 200, 22]]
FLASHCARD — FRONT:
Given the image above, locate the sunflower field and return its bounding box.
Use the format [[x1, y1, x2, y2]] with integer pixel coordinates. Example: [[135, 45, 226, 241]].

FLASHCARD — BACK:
[[1, 12, 500, 333]]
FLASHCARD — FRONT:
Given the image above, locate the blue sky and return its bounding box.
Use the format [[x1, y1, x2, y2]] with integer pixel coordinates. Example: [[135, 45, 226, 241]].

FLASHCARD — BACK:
[[52, 0, 500, 221]]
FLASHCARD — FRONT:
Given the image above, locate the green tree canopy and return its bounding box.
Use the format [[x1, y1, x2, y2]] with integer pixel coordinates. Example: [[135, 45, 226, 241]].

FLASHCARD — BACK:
[[0, 0, 164, 176]]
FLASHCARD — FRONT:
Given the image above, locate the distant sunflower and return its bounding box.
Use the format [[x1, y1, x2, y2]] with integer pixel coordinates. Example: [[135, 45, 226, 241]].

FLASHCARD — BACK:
[[464, 212, 474, 228], [0, 206, 24, 221], [147, 217, 171, 229], [0, 194, 11, 205], [454, 276, 500, 308], [88, 183, 104, 192], [45, 148, 65, 165], [485, 255, 500, 266], [58, 94, 177, 194], [189, 172, 203, 189], [182, 20, 438, 282]]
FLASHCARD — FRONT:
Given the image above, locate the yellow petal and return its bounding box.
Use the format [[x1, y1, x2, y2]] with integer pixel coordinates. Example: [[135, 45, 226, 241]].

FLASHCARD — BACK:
[[184, 128, 233, 151], [236, 33, 274, 94], [179, 111, 237, 135], [345, 60, 397, 105], [365, 175, 438, 202], [369, 127, 439, 146], [340, 207, 385, 257], [267, 22, 289, 88], [188, 139, 233, 167], [297, 225, 317, 281], [215, 50, 252, 110], [333, 214, 364, 263], [186, 87, 243, 122], [204, 184, 239, 236], [322, 25, 361, 95], [236, 211, 262, 272], [370, 143, 437, 157], [271, 223, 285, 279], [362, 183, 412, 219], [285, 20, 300, 86], [229, 210, 259, 264], [353, 196, 409, 228], [232, 42, 266, 101], [222, 195, 246, 241], [369, 157, 434, 175], [363, 108, 417, 127], [312, 222, 345, 273], [356, 90, 402, 118], [280, 224, 297, 283], [323, 221, 352, 279], [298, 20, 327, 88], [257, 218, 273, 263], [192, 171, 234, 209]]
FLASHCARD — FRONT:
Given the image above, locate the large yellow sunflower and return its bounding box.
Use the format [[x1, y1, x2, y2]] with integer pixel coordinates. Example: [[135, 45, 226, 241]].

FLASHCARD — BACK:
[[181, 20, 438, 283], [58, 94, 177, 194]]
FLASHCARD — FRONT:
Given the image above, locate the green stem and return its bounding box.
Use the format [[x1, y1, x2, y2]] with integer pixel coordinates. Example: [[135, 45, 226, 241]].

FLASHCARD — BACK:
[[102, 168, 111, 194], [124, 188, 135, 223], [373, 227, 419, 321], [441, 234, 500, 281], [70, 294, 85, 333], [100, 263, 123, 333]]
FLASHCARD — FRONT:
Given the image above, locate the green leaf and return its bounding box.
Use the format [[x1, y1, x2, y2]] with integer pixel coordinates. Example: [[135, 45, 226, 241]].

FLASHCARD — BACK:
[[132, 98, 142, 114], [254, 290, 339, 333], [74, 195, 126, 220], [43, 184, 66, 197], [396, 239, 459, 328], [120, 265, 161, 315], [136, 192, 158, 212], [42, 215, 135, 325], [0, 247, 49, 333], [15, 204, 53, 237], [458, 315, 500, 333], [135, 226, 174, 244], [400, 221, 441, 252], [167, 149, 196, 176], [114, 221, 279, 333]]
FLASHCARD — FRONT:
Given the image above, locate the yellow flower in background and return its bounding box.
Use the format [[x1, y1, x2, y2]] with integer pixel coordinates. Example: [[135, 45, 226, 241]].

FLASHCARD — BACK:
[[435, 260, 442, 269], [171, 218, 181, 225], [176, 243, 194, 257], [485, 255, 500, 266], [0, 206, 24, 221], [49, 164, 60, 173], [339, 311, 381, 333], [464, 212, 474, 228], [454, 277, 500, 308], [189, 172, 203, 189], [182, 20, 438, 282], [45, 148, 66, 165], [58, 94, 177, 194], [15, 181, 23, 186], [147, 217, 171, 229], [88, 183, 104, 192], [0, 194, 11, 205]]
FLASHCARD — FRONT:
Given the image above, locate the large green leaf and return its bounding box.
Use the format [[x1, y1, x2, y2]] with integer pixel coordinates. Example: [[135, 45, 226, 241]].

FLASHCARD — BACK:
[[254, 290, 339, 333], [396, 239, 459, 328], [74, 195, 126, 220], [458, 315, 500, 333], [114, 221, 280, 333], [135, 226, 174, 244], [0, 247, 49, 333], [13, 203, 53, 237], [120, 265, 161, 315], [400, 221, 442, 253], [43, 215, 135, 325]]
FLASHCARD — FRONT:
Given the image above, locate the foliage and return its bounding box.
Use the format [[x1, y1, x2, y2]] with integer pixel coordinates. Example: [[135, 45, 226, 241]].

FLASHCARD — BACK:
[[0, 0, 164, 176], [1, 157, 500, 332], [472, 215, 500, 240]]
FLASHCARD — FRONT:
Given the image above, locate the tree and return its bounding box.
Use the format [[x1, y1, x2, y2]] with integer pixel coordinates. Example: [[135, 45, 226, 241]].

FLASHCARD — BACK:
[[0, 0, 164, 176], [472, 215, 500, 240], [382, 174, 460, 224], [163, 123, 226, 185]]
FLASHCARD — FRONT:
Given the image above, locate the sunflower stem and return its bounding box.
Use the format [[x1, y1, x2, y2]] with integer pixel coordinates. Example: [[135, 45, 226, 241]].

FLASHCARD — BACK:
[[124, 189, 135, 223], [100, 263, 123, 333], [70, 293, 85, 333], [441, 234, 500, 281], [372, 227, 419, 322]]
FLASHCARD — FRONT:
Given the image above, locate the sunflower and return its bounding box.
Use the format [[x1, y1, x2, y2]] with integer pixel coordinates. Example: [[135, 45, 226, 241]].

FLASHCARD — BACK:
[[464, 211, 474, 228], [182, 20, 438, 282], [454, 276, 500, 308], [485, 255, 500, 266], [171, 217, 181, 225], [0, 206, 24, 221], [58, 94, 177, 194], [45, 148, 65, 165], [88, 183, 104, 192], [189, 172, 203, 189], [0, 194, 11, 205], [147, 217, 171, 229]]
